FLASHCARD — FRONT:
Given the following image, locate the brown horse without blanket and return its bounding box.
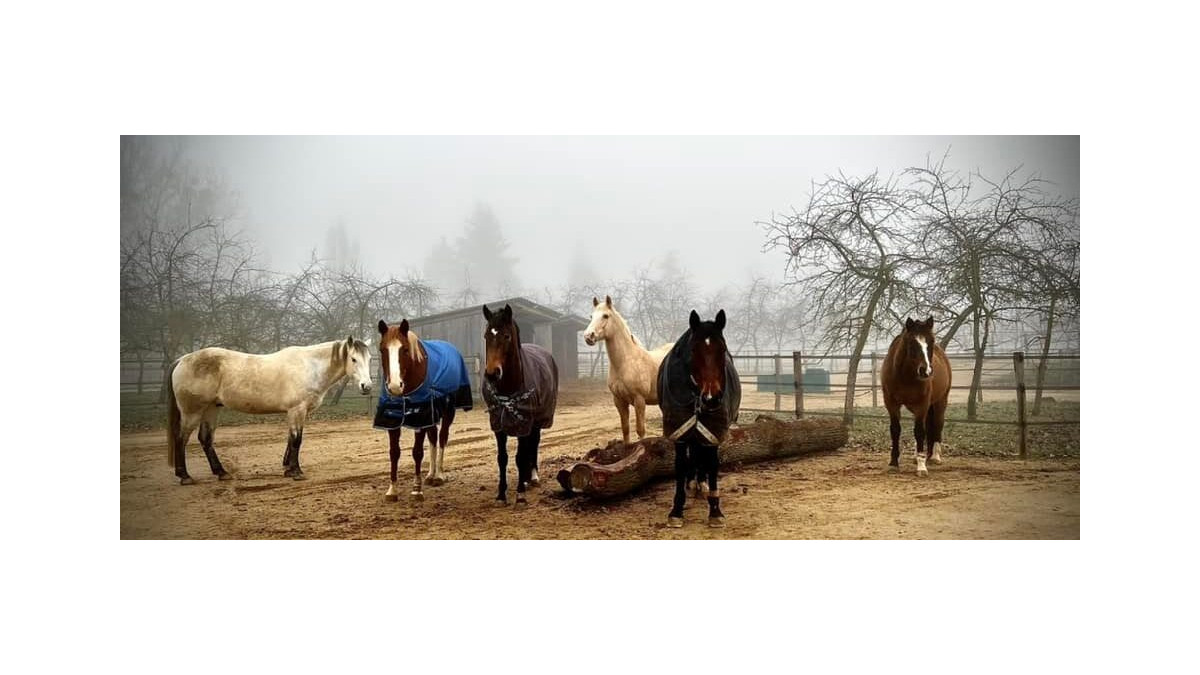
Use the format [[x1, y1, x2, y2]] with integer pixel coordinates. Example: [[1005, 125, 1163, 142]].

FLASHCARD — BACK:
[[881, 316, 952, 476]]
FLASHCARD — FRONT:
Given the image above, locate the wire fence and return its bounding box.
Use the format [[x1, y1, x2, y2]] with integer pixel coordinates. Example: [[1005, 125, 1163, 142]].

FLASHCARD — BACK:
[[577, 348, 1079, 458]]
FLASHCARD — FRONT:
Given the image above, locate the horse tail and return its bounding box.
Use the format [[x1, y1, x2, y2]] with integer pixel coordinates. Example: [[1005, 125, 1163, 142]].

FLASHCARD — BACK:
[[166, 359, 181, 468]]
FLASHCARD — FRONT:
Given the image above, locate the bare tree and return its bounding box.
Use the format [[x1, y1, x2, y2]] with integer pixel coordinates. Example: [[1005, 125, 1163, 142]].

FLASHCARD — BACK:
[[762, 171, 917, 423]]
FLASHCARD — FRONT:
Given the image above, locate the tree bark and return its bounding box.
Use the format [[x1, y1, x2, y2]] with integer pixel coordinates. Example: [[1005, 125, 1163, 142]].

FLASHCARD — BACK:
[[556, 416, 848, 499], [844, 280, 888, 425], [1033, 295, 1056, 416], [968, 308, 984, 420]]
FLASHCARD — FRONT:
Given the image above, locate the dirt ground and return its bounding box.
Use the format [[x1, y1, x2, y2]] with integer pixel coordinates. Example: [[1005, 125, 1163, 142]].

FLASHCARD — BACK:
[[120, 387, 1079, 539]]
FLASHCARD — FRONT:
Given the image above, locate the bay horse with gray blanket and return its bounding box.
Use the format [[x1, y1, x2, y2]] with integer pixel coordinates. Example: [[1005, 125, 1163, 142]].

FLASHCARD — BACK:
[[374, 319, 474, 501], [166, 337, 374, 484], [481, 304, 559, 507], [881, 316, 952, 476], [658, 310, 741, 528]]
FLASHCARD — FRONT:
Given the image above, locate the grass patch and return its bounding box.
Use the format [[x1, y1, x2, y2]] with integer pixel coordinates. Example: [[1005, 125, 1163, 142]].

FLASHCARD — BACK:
[[845, 398, 1079, 458]]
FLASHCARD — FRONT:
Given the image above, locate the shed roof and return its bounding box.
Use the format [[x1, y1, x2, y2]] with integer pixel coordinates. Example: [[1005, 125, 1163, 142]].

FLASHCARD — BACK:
[[407, 296, 589, 331]]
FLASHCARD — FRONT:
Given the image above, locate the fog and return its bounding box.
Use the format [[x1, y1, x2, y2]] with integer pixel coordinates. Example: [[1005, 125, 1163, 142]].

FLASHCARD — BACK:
[[177, 136, 1079, 293]]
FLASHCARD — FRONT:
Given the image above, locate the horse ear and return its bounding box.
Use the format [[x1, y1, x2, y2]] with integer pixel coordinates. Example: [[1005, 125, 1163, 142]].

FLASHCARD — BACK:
[[399, 319, 410, 334], [689, 310, 701, 329], [378, 320, 388, 335], [715, 309, 726, 331], [605, 295, 613, 307], [363, 338, 372, 347], [905, 317, 915, 331], [593, 297, 599, 307], [925, 315, 934, 328], [482, 305, 493, 321]]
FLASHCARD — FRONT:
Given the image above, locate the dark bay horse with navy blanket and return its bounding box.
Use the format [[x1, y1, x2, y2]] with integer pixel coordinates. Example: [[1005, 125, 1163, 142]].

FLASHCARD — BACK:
[[375, 319, 473, 501], [658, 310, 741, 528], [481, 304, 558, 507]]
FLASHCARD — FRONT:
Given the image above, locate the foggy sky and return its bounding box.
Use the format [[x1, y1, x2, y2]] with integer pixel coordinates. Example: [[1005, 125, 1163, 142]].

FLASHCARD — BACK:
[[179, 136, 1079, 293]]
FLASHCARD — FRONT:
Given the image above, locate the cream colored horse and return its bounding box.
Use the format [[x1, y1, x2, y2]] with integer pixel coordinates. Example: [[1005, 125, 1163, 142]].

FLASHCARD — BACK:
[[583, 296, 672, 445], [166, 336, 374, 484]]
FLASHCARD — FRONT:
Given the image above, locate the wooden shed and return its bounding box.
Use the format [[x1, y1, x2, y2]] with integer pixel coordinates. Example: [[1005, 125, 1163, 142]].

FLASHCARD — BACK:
[[404, 297, 589, 390]]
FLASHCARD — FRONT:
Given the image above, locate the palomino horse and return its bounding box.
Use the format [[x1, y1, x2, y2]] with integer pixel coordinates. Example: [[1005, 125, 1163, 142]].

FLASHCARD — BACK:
[[583, 295, 673, 446], [374, 319, 474, 502], [166, 337, 374, 484], [658, 310, 741, 528], [481, 304, 559, 507], [881, 316, 952, 476]]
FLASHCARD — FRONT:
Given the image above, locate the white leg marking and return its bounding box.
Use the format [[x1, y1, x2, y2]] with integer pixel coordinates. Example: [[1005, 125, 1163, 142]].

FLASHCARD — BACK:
[[932, 442, 943, 464], [386, 481, 398, 496], [916, 452, 928, 477]]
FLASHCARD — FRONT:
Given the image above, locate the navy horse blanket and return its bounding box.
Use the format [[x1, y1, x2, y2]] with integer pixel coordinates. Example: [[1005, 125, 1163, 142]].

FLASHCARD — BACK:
[[481, 344, 558, 437], [657, 330, 741, 446], [373, 339, 474, 431]]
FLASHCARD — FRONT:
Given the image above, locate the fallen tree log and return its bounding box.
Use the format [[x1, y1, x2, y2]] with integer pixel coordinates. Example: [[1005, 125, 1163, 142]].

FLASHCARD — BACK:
[[556, 415, 848, 499]]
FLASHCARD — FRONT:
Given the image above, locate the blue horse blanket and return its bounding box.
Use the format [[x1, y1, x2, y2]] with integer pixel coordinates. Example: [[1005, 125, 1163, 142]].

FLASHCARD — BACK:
[[373, 339, 474, 431]]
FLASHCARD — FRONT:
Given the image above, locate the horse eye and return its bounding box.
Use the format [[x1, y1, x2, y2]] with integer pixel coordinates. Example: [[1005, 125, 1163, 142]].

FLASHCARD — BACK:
[[352, 357, 357, 363]]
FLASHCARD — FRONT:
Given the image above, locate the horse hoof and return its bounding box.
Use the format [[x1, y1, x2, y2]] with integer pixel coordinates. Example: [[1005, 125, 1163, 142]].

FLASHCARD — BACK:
[[515, 496, 528, 508], [495, 497, 509, 506], [385, 493, 398, 502], [667, 516, 684, 528], [931, 457, 943, 465], [917, 468, 929, 477], [424, 475, 445, 487], [410, 491, 424, 502], [217, 472, 234, 481], [529, 477, 540, 488], [888, 464, 900, 473], [708, 516, 727, 528], [290, 473, 308, 481], [178, 476, 196, 486]]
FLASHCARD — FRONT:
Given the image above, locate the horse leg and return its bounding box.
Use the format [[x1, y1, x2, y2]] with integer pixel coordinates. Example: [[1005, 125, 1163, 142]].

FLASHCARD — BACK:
[[175, 411, 202, 485], [385, 428, 402, 502], [634, 395, 647, 441], [411, 428, 427, 501], [667, 441, 688, 528], [283, 408, 307, 480], [913, 407, 929, 477], [528, 425, 541, 487], [495, 432, 509, 504], [515, 433, 531, 507], [705, 445, 725, 528], [886, 401, 902, 470], [929, 399, 946, 464], [615, 395, 631, 446], [426, 404, 454, 486], [198, 406, 230, 480]]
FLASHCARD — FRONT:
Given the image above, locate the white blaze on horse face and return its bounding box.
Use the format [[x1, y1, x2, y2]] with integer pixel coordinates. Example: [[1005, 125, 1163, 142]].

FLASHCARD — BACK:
[[916, 335, 932, 377], [386, 339, 404, 395]]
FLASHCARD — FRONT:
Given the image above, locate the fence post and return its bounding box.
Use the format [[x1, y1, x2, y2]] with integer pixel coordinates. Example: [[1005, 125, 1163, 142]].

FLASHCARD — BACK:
[[792, 350, 804, 419], [870, 352, 878, 408], [774, 354, 782, 413], [1013, 351, 1028, 460]]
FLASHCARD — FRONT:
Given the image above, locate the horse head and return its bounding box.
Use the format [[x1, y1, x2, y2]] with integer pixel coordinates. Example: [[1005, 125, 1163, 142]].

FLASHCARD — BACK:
[[688, 309, 729, 410], [482, 304, 521, 387], [341, 334, 374, 395], [378, 319, 425, 396], [903, 316, 937, 381], [584, 295, 619, 346]]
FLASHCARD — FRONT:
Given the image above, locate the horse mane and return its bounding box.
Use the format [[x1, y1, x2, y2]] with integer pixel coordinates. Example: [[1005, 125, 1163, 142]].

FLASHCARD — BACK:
[[405, 329, 424, 362]]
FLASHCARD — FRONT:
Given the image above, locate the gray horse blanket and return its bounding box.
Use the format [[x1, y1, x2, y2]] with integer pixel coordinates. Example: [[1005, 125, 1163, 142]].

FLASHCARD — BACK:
[[657, 329, 741, 446], [374, 339, 474, 431], [481, 343, 558, 437]]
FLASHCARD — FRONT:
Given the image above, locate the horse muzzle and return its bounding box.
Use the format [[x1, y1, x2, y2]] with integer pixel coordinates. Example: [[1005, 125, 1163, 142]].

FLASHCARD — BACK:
[[360, 383, 372, 395], [584, 333, 596, 346]]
